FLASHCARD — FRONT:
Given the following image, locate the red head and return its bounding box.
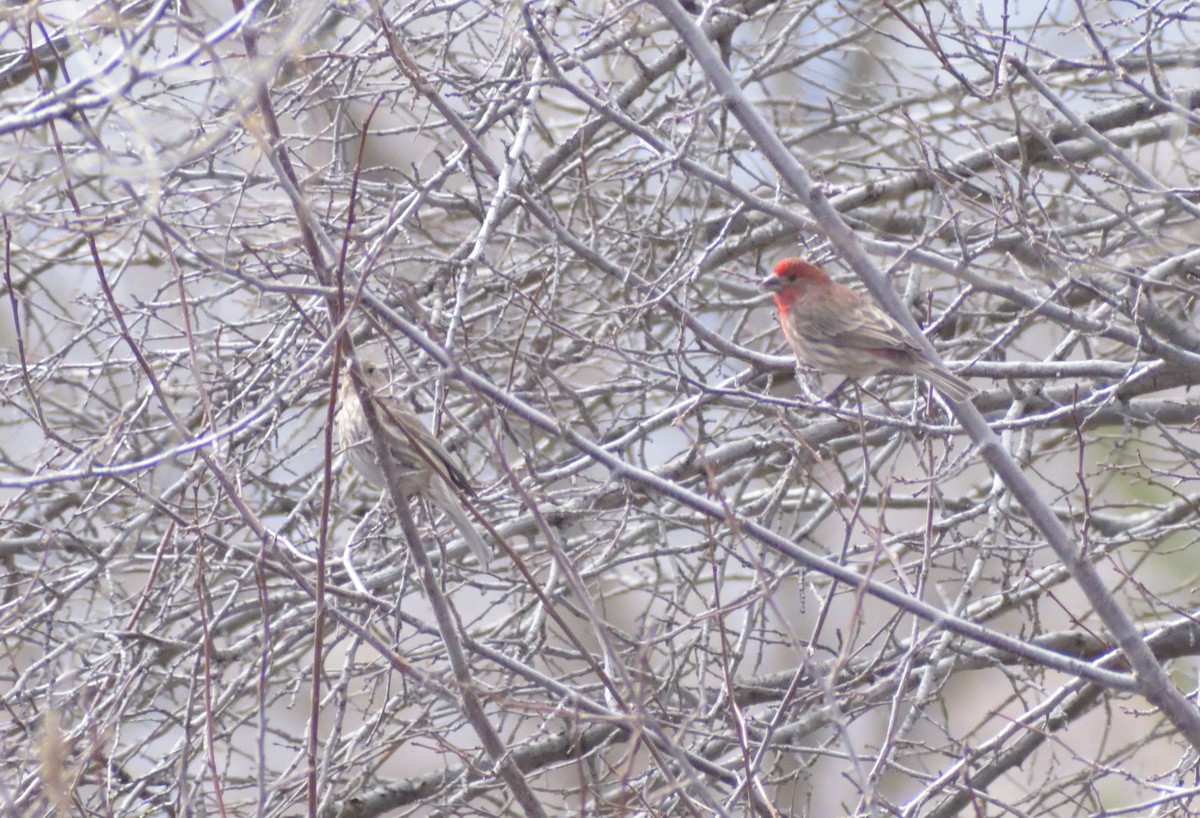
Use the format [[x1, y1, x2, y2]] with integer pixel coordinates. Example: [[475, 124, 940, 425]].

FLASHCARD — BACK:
[[760, 258, 832, 308]]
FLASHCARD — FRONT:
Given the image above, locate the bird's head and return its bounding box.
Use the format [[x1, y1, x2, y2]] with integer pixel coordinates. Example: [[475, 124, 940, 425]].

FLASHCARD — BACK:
[[339, 357, 390, 397], [760, 258, 830, 307]]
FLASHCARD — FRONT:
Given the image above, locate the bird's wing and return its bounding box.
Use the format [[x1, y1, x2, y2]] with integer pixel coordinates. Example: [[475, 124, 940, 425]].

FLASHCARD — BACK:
[[377, 398, 476, 495], [809, 303, 924, 355]]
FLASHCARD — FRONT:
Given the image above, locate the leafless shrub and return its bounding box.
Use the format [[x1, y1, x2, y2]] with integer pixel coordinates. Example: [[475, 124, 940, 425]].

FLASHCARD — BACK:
[[3, 1, 1200, 816]]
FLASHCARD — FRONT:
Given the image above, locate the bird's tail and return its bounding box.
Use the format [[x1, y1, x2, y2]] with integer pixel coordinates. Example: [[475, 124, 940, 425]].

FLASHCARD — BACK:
[[428, 481, 492, 567], [915, 360, 977, 403]]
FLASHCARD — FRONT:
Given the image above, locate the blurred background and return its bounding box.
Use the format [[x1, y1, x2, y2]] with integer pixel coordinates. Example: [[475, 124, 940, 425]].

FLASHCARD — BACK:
[[3, 1, 1200, 816]]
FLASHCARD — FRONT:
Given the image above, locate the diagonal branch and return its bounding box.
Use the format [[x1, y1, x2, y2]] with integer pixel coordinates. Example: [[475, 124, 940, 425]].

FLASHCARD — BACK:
[[647, 0, 1200, 749]]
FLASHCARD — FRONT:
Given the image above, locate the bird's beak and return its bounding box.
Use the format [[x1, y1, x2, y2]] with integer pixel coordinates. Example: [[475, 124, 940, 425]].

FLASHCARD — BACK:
[[760, 274, 781, 292]]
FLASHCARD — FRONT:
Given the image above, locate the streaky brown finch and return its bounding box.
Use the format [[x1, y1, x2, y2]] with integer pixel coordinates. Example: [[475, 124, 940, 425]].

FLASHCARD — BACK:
[[335, 360, 491, 566], [761, 258, 976, 402]]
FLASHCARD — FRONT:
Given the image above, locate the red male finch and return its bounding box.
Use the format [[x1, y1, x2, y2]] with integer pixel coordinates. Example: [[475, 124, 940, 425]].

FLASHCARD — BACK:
[[761, 258, 976, 403], [335, 359, 491, 566]]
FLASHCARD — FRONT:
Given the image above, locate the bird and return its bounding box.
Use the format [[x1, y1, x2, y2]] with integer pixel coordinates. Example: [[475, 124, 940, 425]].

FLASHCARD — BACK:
[[760, 258, 976, 402], [334, 359, 491, 566]]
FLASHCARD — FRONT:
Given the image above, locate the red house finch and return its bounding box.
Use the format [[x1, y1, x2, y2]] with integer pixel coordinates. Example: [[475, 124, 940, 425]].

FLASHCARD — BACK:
[[335, 361, 491, 566], [761, 258, 976, 402]]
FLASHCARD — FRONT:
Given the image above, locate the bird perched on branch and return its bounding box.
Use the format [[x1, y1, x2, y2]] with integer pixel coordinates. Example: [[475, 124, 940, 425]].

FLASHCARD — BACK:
[[335, 359, 491, 566], [761, 258, 976, 402]]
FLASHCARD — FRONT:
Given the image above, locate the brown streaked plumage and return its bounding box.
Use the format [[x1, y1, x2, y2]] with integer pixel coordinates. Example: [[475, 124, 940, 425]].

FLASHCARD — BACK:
[[335, 360, 491, 566], [761, 258, 975, 402]]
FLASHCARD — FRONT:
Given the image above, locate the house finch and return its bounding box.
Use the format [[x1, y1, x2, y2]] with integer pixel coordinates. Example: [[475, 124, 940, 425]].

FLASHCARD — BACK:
[[335, 360, 491, 566], [761, 258, 976, 402]]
